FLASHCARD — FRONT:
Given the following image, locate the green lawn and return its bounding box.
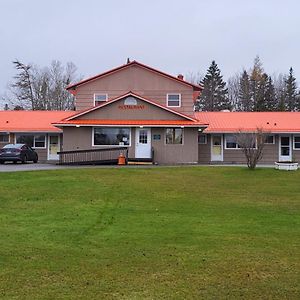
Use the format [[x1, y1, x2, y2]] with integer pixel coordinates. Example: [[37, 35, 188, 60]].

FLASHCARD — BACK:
[[0, 167, 299, 299]]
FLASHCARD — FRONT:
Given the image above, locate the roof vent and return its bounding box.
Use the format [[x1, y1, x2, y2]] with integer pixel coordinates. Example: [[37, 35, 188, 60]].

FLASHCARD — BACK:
[[177, 74, 184, 80]]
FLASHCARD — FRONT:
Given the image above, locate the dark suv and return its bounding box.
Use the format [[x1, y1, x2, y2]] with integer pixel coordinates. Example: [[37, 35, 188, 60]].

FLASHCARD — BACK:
[[0, 144, 38, 164]]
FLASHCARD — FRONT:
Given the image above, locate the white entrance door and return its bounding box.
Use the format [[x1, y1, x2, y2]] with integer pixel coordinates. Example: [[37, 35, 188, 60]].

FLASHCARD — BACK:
[[211, 135, 223, 161], [279, 136, 292, 161], [135, 128, 151, 158], [48, 135, 60, 160]]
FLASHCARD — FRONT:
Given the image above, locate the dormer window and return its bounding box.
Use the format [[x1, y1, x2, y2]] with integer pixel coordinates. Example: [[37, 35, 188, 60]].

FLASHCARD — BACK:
[[94, 94, 108, 106], [167, 93, 181, 107]]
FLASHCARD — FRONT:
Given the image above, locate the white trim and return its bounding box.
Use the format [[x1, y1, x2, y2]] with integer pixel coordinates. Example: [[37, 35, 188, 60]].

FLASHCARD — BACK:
[[92, 127, 132, 147], [14, 133, 47, 149], [47, 134, 61, 160], [211, 134, 223, 161], [224, 134, 241, 150], [135, 127, 152, 158], [293, 135, 300, 150], [166, 93, 181, 108], [279, 135, 292, 161], [93, 93, 108, 106]]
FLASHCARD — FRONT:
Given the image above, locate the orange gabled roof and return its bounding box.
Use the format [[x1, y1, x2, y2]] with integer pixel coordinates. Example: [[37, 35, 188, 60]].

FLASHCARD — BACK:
[[195, 111, 300, 133], [66, 60, 203, 92], [53, 119, 206, 127], [63, 91, 199, 123], [0, 111, 74, 132]]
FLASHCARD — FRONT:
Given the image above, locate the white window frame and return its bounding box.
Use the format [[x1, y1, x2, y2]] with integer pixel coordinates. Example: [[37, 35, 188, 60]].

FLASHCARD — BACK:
[[264, 135, 275, 144], [293, 135, 300, 150], [0, 133, 9, 143], [93, 93, 108, 106], [92, 127, 131, 147], [166, 93, 181, 108], [224, 134, 241, 150], [198, 133, 207, 144], [15, 134, 46, 149], [165, 128, 184, 145]]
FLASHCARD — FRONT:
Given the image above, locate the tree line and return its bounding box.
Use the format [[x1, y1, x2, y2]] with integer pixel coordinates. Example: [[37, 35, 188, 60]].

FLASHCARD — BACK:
[[195, 56, 299, 112], [3, 57, 299, 111], [4, 60, 79, 111]]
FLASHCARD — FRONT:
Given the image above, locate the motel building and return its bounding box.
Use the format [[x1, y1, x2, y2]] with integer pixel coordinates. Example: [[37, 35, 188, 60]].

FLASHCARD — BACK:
[[1, 61, 300, 165]]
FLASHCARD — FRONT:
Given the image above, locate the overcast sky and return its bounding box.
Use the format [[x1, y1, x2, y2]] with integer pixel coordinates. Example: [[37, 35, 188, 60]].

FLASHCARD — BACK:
[[0, 0, 299, 101]]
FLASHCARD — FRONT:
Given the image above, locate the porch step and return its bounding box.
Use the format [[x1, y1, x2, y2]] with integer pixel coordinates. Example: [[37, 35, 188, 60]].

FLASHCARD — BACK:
[[127, 161, 153, 165]]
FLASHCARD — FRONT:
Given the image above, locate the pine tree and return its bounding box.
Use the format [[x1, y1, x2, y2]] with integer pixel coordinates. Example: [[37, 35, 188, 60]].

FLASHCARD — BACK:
[[264, 76, 277, 111], [195, 61, 230, 111], [285, 67, 297, 111], [238, 70, 252, 111]]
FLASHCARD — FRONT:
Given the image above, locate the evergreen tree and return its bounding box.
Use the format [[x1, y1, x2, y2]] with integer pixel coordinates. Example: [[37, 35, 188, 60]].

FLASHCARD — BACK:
[[195, 61, 230, 111], [264, 76, 277, 111], [250, 56, 264, 111], [238, 70, 252, 111], [285, 67, 297, 111]]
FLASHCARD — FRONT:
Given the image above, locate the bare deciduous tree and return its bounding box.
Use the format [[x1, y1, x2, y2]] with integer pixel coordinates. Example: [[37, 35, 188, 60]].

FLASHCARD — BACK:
[[235, 128, 268, 169], [9, 60, 79, 110]]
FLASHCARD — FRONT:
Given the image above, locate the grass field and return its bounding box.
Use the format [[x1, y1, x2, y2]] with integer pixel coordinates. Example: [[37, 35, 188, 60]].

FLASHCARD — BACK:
[[0, 166, 299, 299]]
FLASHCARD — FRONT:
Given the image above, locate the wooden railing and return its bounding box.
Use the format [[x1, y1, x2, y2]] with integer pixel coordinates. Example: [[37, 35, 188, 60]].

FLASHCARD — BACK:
[[57, 147, 128, 165]]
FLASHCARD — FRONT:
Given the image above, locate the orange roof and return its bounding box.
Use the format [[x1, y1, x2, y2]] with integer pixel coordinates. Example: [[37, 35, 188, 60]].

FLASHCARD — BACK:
[[67, 60, 203, 92], [0, 111, 74, 132], [195, 112, 300, 133], [53, 119, 205, 127]]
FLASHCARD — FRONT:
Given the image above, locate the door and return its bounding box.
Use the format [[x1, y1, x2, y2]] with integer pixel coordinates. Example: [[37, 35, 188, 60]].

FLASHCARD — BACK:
[[279, 136, 292, 161], [135, 128, 151, 158], [211, 135, 223, 161], [48, 135, 60, 160]]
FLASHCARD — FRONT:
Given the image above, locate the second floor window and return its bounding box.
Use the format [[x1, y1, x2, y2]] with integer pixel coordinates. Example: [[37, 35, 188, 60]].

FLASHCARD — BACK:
[[167, 93, 181, 107], [94, 94, 108, 106]]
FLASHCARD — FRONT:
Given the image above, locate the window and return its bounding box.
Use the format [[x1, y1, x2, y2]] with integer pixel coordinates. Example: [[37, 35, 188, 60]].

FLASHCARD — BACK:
[[166, 128, 183, 144], [167, 94, 181, 107], [198, 134, 207, 144], [16, 134, 46, 148], [93, 128, 130, 146], [0, 133, 9, 143], [94, 94, 108, 106], [265, 135, 274, 144], [225, 134, 240, 149], [294, 136, 300, 149]]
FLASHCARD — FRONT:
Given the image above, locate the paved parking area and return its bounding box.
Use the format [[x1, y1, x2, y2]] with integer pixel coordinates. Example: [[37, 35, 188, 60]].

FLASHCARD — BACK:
[[0, 162, 276, 172], [0, 163, 69, 172]]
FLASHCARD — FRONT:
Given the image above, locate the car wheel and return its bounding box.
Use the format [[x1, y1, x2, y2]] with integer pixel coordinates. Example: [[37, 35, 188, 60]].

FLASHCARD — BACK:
[[0, 161, 4, 164], [22, 155, 27, 164], [13, 161, 17, 164], [33, 157, 38, 163]]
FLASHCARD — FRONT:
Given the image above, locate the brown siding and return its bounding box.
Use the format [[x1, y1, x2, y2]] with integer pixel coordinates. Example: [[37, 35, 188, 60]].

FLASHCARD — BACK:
[[62, 126, 135, 158], [74, 65, 195, 116], [63, 126, 198, 164], [198, 134, 281, 164], [151, 128, 198, 164], [77, 98, 186, 121], [198, 134, 211, 163]]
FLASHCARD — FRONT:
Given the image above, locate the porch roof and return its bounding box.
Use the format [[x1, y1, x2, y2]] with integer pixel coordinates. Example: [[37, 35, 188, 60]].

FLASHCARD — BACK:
[[0, 111, 74, 133], [195, 112, 300, 133]]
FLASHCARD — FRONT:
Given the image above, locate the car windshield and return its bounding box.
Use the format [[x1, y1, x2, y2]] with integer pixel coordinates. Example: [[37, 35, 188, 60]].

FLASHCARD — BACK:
[[3, 144, 24, 149]]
